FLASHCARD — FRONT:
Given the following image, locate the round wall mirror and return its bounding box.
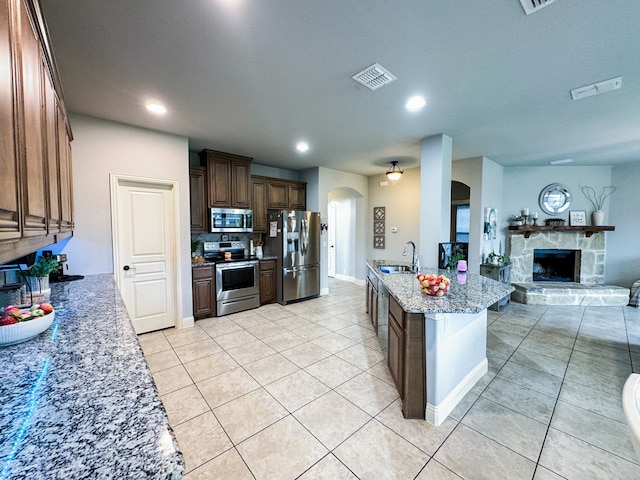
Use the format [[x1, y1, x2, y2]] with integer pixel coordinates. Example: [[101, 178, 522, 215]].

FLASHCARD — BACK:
[[538, 183, 572, 215]]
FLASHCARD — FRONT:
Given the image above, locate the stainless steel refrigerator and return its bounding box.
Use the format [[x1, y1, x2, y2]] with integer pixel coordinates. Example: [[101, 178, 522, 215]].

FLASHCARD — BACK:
[[264, 210, 320, 305]]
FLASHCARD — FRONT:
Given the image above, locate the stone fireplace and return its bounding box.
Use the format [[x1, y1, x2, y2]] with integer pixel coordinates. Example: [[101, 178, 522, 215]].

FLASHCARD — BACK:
[[509, 231, 605, 284], [532, 249, 581, 282], [508, 231, 629, 306]]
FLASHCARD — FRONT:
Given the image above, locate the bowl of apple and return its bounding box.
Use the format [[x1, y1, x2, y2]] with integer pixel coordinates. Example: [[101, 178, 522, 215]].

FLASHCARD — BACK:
[[0, 303, 55, 346], [417, 273, 450, 296]]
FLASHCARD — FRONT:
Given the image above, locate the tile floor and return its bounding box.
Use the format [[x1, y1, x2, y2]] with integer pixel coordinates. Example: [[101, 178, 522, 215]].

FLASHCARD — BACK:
[[139, 278, 640, 479]]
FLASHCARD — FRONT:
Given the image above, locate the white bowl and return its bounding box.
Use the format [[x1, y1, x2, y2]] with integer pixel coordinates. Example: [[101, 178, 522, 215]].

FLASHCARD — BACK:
[[0, 311, 55, 346]]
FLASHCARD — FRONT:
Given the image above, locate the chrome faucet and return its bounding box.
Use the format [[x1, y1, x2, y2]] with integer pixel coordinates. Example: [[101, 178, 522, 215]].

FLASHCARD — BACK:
[[403, 241, 419, 273]]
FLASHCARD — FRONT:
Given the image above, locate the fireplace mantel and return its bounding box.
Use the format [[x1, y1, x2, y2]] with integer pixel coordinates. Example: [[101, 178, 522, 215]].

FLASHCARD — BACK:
[[508, 225, 615, 238]]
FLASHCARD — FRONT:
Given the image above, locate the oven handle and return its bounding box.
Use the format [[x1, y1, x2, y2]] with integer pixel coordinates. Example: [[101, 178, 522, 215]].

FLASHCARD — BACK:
[[216, 261, 259, 271]]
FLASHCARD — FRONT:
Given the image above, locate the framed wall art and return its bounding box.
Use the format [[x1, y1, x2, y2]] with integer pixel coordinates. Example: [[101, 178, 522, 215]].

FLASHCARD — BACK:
[[569, 210, 587, 226]]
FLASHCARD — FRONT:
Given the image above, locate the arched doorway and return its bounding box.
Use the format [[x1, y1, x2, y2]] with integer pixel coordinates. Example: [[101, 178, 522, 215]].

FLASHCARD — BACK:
[[327, 187, 362, 282]]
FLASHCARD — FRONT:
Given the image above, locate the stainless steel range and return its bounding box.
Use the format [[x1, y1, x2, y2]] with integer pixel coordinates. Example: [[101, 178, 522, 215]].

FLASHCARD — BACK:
[[203, 241, 260, 316]]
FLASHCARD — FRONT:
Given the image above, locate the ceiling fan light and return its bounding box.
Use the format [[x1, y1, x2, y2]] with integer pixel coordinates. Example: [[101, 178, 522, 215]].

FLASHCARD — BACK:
[[385, 161, 403, 181]]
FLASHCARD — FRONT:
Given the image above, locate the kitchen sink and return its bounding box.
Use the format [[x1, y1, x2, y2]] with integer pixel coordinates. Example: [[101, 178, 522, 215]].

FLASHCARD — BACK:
[[378, 265, 413, 273]]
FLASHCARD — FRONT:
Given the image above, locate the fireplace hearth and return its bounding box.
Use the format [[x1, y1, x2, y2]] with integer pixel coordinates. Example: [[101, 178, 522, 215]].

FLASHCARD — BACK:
[[532, 249, 580, 282]]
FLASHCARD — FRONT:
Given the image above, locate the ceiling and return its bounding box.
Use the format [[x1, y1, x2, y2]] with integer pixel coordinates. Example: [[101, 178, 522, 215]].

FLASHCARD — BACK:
[[41, 0, 640, 176]]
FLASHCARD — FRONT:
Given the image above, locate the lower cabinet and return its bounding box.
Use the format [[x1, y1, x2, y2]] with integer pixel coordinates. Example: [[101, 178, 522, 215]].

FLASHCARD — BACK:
[[192, 266, 215, 319], [388, 295, 405, 395], [387, 294, 426, 419], [366, 273, 378, 333], [259, 259, 276, 305]]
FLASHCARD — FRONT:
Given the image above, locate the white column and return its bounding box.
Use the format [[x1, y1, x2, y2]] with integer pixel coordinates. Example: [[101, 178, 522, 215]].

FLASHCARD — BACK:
[[419, 134, 452, 268]]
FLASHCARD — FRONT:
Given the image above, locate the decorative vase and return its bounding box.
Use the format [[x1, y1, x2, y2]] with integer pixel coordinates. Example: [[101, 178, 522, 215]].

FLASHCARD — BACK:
[[255, 246, 263, 258], [592, 210, 605, 226], [24, 275, 51, 299]]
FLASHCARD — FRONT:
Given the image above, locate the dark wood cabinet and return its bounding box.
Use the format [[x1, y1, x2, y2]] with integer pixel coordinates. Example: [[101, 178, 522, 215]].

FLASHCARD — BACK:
[[198, 149, 252, 209], [251, 175, 306, 233], [192, 266, 215, 319], [267, 180, 288, 209], [189, 166, 207, 232], [0, 0, 74, 264], [388, 295, 405, 394], [388, 294, 425, 419], [251, 177, 268, 233], [288, 182, 306, 210], [367, 273, 378, 333], [266, 179, 306, 210], [259, 259, 276, 305]]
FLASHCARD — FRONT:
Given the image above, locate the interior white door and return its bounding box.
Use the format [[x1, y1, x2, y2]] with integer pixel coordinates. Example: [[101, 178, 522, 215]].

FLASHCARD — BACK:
[[327, 202, 336, 277], [114, 179, 176, 334]]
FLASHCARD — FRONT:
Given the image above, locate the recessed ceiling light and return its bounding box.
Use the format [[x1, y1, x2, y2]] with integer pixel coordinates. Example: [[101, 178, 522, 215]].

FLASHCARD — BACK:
[[549, 158, 574, 165], [296, 141, 309, 153], [405, 95, 426, 112], [145, 102, 167, 115]]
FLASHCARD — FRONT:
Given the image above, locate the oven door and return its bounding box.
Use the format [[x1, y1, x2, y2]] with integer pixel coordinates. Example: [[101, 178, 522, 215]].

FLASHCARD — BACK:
[[215, 260, 259, 301]]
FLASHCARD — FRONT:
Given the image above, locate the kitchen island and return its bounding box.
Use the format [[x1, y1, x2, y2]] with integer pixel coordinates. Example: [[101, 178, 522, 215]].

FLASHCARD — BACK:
[[366, 260, 514, 425], [0, 274, 184, 479]]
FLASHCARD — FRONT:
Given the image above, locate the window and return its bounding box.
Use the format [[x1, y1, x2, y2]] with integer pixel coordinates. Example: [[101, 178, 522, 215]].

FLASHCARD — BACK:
[[454, 204, 470, 242]]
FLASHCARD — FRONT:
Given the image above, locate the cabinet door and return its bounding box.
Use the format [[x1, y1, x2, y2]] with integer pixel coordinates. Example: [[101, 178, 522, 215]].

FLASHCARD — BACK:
[[288, 182, 306, 210], [43, 66, 60, 234], [251, 177, 267, 233], [193, 266, 215, 318], [0, 0, 20, 241], [259, 260, 276, 304], [189, 166, 207, 232], [57, 106, 73, 231], [267, 181, 288, 209], [231, 160, 251, 208], [207, 157, 231, 207], [388, 314, 405, 396], [18, 0, 47, 237]]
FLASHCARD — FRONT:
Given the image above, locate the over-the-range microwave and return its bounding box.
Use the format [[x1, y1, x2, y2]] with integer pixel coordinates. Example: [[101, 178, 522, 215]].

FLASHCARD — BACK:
[[210, 208, 253, 233]]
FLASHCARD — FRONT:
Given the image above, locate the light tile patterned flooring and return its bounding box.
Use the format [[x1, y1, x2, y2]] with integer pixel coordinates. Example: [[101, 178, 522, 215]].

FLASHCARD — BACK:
[[139, 278, 640, 479]]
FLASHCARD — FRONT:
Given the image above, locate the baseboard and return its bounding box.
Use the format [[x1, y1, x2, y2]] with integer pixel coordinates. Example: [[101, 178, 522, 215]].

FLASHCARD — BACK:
[[354, 278, 365, 287], [320, 287, 329, 296], [425, 358, 488, 425], [179, 315, 194, 329], [335, 274, 355, 283]]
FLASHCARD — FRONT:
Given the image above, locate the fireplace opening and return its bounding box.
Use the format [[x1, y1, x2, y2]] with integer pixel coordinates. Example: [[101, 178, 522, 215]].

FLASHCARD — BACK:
[[532, 249, 581, 282]]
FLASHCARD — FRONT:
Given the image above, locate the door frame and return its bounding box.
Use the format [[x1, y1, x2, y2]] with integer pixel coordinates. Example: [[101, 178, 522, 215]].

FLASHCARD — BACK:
[[109, 173, 183, 330]]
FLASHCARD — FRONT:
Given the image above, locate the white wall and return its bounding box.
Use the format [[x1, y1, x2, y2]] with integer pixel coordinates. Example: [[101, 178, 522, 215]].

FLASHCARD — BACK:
[[56, 113, 192, 321], [367, 168, 421, 264], [304, 167, 368, 288], [607, 163, 640, 287]]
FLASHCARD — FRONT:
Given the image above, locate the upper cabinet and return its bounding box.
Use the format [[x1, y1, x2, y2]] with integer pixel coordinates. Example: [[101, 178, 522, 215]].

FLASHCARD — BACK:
[[266, 178, 306, 211], [189, 166, 207, 233], [0, 0, 74, 264], [251, 175, 306, 233], [198, 149, 252, 209]]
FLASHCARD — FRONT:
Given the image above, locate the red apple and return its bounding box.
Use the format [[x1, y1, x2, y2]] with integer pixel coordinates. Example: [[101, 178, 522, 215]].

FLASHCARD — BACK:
[[39, 303, 54, 314], [0, 315, 18, 326]]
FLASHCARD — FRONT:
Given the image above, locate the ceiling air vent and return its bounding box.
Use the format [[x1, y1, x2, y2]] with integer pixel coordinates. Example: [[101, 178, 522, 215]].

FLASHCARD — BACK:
[[519, 0, 558, 15], [352, 63, 397, 91]]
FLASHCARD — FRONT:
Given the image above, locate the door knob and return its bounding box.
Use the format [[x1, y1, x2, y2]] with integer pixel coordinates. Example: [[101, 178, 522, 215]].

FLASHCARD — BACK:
[[123, 265, 135, 271]]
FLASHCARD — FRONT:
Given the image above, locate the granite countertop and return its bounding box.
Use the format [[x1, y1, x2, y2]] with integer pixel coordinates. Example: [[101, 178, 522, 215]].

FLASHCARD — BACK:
[[0, 274, 184, 479], [367, 260, 514, 314]]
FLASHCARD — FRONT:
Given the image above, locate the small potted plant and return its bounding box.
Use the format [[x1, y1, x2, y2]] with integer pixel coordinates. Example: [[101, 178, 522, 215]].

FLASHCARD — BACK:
[[487, 252, 503, 265], [191, 238, 203, 264], [21, 255, 60, 297], [445, 252, 465, 270]]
